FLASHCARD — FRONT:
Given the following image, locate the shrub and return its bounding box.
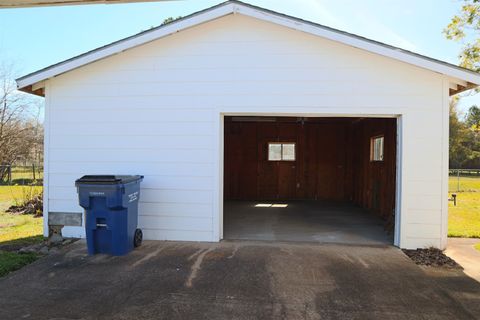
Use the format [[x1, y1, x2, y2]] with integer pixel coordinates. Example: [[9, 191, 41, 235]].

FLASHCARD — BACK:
[[7, 186, 43, 217]]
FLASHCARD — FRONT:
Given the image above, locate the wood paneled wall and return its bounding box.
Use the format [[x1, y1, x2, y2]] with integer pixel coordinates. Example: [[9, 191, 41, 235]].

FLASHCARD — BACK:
[[224, 117, 397, 221], [351, 118, 397, 225]]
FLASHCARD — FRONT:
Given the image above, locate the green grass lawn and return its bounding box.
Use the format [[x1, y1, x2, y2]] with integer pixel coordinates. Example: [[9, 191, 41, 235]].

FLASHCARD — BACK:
[[449, 176, 480, 193], [448, 176, 480, 239], [0, 185, 44, 277], [0, 251, 38, 277], [0, 185, 43, 208], [0, 186, 43, 243]]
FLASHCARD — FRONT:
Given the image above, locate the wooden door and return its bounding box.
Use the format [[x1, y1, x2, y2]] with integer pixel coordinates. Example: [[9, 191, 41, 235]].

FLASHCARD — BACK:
[[277, 160, 296, 199], [257, 122, 279, 199]]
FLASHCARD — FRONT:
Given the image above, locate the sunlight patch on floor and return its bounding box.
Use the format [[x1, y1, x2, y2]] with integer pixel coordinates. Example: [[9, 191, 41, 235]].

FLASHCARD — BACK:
[[254, 203, 288, 208]]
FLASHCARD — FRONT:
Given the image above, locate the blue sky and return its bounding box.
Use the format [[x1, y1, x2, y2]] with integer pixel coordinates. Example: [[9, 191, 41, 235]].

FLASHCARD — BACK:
[[0, 0, 477, 115]]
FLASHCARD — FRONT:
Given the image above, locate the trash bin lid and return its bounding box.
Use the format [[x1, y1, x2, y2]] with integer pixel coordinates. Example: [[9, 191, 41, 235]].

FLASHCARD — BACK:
[[75, 175, 143, 185]]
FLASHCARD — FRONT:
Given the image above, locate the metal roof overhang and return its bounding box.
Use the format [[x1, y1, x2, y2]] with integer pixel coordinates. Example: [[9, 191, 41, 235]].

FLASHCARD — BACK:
[[0, 0, 174, 8]]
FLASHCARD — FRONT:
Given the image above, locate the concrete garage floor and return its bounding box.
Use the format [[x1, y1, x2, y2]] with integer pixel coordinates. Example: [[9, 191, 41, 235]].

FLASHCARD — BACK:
[[224, 200, 393, 245], [1, 241, 480, 320]]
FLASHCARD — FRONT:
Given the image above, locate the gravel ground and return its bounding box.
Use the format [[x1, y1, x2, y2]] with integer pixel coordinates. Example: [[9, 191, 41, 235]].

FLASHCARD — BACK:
[[403, 248, 462, 269]]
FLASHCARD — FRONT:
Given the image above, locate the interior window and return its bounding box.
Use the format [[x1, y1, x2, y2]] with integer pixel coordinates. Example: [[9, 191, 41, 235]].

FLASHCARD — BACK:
[[282, 143, 296, 161], [371, 136, 384, 162], [268, 143, 296, 161]]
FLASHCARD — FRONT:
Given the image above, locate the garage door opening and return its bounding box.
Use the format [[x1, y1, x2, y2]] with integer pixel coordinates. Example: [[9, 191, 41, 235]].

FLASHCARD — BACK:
[[223, 116, 397, 245]]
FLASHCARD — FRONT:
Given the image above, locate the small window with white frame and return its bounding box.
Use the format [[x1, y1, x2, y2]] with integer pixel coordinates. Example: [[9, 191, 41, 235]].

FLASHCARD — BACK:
[[370, 136, 384, 162], [268, 143, 296, 161]]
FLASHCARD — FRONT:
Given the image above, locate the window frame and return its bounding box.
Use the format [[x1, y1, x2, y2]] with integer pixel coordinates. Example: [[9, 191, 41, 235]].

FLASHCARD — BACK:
[[370, 135, 385, 162], [268, 142, 296, 162]]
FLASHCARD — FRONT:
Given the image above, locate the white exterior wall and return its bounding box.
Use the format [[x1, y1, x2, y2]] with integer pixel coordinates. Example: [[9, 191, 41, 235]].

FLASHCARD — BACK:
[[44, 14, 449, 249]]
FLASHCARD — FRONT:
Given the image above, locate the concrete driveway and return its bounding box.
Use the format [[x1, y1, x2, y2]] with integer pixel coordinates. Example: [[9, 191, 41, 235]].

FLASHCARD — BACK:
[[1, 241, 480, 320], [446, 238, 480, 282]]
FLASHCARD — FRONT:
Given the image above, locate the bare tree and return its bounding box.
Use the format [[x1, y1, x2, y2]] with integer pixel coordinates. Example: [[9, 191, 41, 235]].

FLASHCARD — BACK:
[[0, 62, 43, 180]]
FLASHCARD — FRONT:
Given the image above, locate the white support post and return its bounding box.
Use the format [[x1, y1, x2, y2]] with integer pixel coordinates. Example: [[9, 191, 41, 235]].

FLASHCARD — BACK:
[[394, 115, 403, 247], [43, 82, 51, 238], [440, 79, 450, 249]]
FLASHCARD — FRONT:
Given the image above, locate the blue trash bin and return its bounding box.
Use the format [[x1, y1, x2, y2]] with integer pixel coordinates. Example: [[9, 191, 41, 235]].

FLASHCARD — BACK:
[[75, 175, 144, 256]]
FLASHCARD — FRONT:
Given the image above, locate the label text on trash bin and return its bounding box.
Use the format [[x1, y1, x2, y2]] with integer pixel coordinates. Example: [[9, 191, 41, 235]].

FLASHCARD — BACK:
[[89, 192, 105, 196], [128, 191, 139, 203]]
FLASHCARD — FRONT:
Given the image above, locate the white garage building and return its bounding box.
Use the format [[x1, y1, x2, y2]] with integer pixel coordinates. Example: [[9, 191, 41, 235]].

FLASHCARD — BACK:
[[17, 1, 480, 249]]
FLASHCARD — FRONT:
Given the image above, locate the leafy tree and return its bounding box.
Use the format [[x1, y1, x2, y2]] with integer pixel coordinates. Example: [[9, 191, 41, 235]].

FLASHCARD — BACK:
[[445, 1, 480, 168], [466, 105, 480, 130], [450, 98, 470, 168], [450, 99, 480, 168], [444, 0, 480, 72]]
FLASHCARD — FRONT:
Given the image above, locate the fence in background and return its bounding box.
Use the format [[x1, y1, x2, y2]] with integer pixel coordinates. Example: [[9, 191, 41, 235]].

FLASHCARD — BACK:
[[449, 169, 480, 177], [449, 169, 480, 193], [0, 165, 44, 186]]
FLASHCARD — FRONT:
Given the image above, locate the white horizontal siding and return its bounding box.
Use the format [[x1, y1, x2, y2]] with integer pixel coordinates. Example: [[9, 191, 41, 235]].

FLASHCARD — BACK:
[[50, 108, 214, 123], [52, 81, 438, 98], [142, 229, 212, 242], [139, 216, 211, 232], [405, 224, 441, 239], [49, 94, 439, 110], [406, 210, 444, 224], [49, 135, 214, 150], [406, 181, 442, 196], [51, 187, 211, 204], [406, 195, 443, 211], [48, 148, 214, 163], [48, 161, 213, 176], [139, 202, 212, 218], [403, 237, 441, 250], [49, 122, 215, 136], [46, 14, 447, 246], [49, 199, 83, 213], [50, 176, 213, 197]]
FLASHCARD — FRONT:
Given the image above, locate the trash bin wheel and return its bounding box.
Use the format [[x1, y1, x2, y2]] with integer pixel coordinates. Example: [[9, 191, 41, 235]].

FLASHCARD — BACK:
[[134, 229, 143, 247]]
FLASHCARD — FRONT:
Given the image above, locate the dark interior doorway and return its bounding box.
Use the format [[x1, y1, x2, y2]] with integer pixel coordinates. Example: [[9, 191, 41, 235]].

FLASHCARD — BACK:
[[223, 116, 397, 244]]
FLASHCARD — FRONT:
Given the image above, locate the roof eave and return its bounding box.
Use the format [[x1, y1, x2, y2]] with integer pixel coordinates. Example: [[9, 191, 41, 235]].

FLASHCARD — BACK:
[[19, 85, 45, 97], [449, 82, 478, 96]]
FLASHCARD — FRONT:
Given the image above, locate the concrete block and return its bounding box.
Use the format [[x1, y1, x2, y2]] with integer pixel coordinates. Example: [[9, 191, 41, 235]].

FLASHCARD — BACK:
[[48, 212, 83, 227]]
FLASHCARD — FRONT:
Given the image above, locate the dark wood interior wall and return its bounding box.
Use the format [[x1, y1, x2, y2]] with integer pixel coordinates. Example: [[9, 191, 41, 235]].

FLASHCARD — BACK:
[[351, 118, 397, 225], [224, 117, 396, 220]]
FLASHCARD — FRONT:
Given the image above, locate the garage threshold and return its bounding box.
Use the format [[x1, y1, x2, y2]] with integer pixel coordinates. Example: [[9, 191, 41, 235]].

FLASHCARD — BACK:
[[223, 200, 393, 246]]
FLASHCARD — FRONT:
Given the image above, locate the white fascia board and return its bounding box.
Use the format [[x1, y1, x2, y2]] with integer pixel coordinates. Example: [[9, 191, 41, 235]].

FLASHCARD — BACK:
[[451, 79, 468, 87], [234, 3, 480, 85], [16, 2, 235, 90]]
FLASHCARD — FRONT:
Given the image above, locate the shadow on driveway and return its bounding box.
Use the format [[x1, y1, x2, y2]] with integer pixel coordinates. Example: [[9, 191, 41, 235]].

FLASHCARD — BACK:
[[1, 240, 480, 319]]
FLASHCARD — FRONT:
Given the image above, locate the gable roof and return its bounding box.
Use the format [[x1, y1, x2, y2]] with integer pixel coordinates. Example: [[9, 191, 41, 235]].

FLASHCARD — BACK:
[[17, 0, 480, 96]]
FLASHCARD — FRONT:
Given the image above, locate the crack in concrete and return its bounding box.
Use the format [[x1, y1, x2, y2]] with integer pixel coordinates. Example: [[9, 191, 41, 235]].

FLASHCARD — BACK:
[[185, 247, 215, 288], [131, 247, 165, 268], [357, 257, 370, 269], [227, 245, 240, 259], [187, 248, 205, 261]]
